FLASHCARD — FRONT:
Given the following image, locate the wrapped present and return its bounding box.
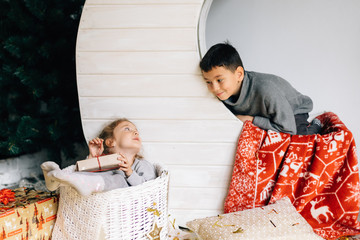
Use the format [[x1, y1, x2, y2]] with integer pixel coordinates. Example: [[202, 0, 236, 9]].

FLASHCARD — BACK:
[[0, 188, 58, 240], [75, 153, 120, 172]]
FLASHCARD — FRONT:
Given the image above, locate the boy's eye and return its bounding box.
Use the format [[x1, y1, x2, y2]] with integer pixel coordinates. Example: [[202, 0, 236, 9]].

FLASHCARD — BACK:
[[217, 79, 223, 83], [124, 127, 130, 131]]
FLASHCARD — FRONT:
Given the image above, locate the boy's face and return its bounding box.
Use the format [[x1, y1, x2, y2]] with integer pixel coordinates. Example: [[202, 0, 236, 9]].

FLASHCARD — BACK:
[[202, 66, 244, 101], [111, 121, 142, 153]]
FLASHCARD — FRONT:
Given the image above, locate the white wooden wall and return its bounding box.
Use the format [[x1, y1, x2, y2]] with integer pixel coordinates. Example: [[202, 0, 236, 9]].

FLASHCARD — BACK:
[[76, 0, 242, 226]]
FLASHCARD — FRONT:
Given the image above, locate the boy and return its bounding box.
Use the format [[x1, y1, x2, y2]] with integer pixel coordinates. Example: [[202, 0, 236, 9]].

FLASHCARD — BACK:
[[200, 42, 321, 135]]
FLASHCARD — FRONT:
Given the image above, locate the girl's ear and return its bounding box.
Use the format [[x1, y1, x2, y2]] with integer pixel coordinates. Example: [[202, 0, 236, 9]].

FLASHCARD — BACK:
[[105, 138, 115, 148]]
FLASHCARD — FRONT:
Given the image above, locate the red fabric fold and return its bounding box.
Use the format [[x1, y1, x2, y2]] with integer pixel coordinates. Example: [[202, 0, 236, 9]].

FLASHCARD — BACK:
[[224, 112, 360, 239]]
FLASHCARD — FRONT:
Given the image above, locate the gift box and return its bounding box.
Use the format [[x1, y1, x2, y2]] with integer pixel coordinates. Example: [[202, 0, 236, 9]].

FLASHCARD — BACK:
[[75, 153, 120, 172], [0, 188, 58, 240]]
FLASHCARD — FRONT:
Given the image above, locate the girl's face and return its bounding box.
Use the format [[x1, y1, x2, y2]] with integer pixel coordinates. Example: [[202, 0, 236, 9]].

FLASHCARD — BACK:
[[111, 121, 142, 153]]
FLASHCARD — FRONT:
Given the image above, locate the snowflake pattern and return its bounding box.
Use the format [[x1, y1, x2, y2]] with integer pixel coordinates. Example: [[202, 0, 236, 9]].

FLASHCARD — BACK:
[[345, 182, 360, 203], [224, 112, 360, 239]]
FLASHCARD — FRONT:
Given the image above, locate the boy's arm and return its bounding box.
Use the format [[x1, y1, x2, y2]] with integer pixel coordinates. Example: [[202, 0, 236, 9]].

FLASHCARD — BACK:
[[236, 115, 254, 122], [252, 95, 297, 134]]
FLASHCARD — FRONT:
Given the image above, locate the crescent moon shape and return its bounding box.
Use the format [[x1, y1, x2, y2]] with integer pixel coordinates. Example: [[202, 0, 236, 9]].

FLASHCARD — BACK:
[[76, 0, 241, 226]]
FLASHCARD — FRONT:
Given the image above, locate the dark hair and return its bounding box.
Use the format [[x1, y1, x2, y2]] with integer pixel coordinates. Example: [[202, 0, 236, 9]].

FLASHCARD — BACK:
[[199, 42, 244, 72], [99, 118, 143, 159]]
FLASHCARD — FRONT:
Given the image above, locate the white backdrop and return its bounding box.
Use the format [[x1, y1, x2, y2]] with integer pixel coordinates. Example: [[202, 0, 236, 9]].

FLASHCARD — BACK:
[[205, 0, 360, 159]]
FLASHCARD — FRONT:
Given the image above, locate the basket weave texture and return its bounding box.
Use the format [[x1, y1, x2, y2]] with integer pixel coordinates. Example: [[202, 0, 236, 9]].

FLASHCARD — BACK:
[[51, 163, 169, 240]]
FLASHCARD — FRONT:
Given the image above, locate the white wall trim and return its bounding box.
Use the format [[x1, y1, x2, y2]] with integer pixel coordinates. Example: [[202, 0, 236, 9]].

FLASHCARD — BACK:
[[197, 0, 213, 58]]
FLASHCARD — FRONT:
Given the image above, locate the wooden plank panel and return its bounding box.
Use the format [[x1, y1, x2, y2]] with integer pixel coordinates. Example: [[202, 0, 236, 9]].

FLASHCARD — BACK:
[[76, 52, 201, 74], [77, 74, 208, 97], [143, 142, 237, 166], [168, 187, 228, 210], [77, 29, 197, 51], [166, 165, 233, 188], [79, 97, 232, 120], [86, 0, 203, 4], [80, 5, 201, 29], [82, 119, 242, 143]]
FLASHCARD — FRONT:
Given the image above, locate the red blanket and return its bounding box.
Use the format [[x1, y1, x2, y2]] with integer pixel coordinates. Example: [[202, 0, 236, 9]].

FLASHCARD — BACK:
[[224, 112, 360, 239]]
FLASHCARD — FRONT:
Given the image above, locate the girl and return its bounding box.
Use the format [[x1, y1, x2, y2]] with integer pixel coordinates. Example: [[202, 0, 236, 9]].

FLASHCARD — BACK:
[[41, 118, 156, 196]]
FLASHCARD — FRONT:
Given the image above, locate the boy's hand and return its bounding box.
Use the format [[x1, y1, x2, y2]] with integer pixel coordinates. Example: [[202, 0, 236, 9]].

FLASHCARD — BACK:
[[236, 115, 254, 123], [117, 154, 133, 177], [88, 137, 104, 158]]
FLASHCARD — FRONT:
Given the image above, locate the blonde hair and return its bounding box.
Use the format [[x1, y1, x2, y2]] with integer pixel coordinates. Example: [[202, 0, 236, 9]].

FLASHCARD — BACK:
[[99, 118, 143, 159]]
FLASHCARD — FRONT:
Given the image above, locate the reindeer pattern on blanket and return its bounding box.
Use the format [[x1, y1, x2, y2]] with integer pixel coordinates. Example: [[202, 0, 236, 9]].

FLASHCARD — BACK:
[[224, 112, 360, 240]]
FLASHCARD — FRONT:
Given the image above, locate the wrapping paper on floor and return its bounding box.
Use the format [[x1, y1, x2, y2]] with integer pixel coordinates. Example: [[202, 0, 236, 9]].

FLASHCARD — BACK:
[[224, 112, 360, 239]]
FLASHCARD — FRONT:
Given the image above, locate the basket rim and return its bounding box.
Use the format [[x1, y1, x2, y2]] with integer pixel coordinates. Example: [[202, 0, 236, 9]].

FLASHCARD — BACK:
[[60, 163, 169, 196]]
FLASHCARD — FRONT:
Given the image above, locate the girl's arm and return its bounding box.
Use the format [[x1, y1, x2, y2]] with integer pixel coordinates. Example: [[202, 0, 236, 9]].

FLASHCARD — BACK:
[[88, 137, 104, 158], [126, 160, 157, 186]]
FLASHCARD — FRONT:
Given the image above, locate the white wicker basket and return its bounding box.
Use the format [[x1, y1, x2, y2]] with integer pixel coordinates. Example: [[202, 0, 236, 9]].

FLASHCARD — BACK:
[[51, 163, 169, 240]]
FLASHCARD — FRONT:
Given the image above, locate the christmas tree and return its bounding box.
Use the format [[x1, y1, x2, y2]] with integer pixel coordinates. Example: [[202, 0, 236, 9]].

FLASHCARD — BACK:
[[0, 0, 86, 164]]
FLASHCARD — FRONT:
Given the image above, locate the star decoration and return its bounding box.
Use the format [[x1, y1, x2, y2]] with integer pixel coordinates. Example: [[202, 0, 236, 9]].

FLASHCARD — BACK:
[[147, 221, 163, 240], [336, 176, 342, 183]]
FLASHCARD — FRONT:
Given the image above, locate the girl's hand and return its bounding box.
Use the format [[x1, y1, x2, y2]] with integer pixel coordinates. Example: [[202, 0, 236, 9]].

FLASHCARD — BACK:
[[88, 137, 104, 158], [236, 115, 254, 123], [117, 154, 133, 177]]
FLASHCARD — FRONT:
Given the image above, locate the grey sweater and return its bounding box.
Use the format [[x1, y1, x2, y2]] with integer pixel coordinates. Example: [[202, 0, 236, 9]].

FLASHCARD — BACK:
[[224, 71, 313, 134], [88, 158, 157, 191]]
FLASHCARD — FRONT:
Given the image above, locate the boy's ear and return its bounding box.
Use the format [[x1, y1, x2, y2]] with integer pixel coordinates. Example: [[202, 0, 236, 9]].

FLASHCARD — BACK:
[[235, 66, 244, 81]]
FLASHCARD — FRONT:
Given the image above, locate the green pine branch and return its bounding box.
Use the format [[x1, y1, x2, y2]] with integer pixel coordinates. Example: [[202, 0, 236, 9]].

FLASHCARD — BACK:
[[0, 0, 86, 163]]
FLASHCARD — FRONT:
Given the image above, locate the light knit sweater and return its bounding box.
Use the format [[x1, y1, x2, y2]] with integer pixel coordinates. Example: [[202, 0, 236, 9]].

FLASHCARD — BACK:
[[79, 158, 156, 191]]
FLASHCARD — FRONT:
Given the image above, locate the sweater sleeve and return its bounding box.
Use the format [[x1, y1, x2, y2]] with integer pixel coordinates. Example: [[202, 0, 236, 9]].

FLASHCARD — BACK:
[[126, 160, 157, 186], [252, 93, 297, 134]]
